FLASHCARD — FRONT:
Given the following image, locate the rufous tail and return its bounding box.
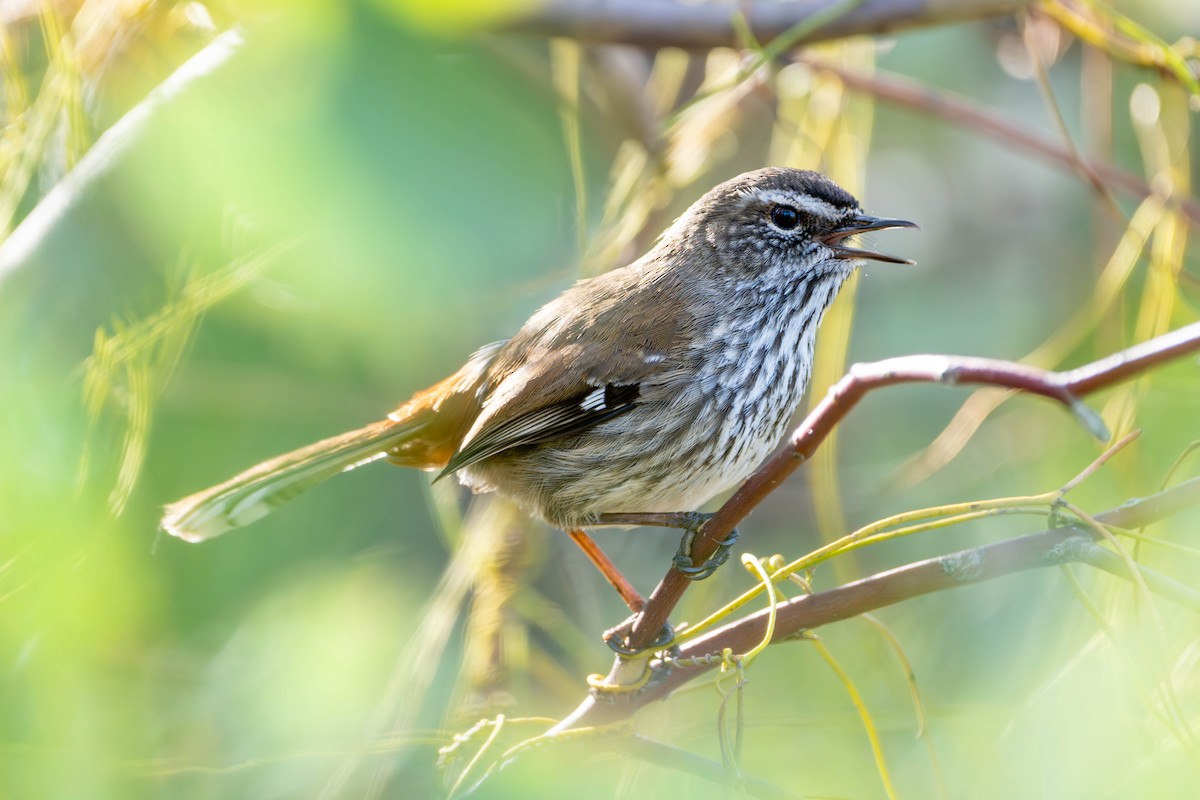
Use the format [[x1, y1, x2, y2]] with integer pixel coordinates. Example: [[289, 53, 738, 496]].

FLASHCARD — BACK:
[[162, 418, 424, 542], [162, 343, 501, 543]]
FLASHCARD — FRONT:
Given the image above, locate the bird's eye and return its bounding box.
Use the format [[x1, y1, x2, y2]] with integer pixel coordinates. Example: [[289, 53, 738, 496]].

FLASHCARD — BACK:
[[770, 205, 800, 230]]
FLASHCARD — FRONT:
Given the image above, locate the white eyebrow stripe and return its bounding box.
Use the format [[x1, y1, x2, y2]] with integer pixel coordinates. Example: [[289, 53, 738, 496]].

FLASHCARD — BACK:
[[751, 189, 842, 222]]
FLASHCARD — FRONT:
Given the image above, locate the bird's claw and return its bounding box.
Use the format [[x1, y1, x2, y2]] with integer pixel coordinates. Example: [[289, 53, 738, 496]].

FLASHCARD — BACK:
[[604, 616, 676, 657], [672, 524, 740, 581]]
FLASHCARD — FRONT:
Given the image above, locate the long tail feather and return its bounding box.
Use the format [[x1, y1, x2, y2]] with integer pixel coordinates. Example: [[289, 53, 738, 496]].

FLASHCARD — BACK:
[[161, 419, 417, 542], [163, 342, 504, 543]]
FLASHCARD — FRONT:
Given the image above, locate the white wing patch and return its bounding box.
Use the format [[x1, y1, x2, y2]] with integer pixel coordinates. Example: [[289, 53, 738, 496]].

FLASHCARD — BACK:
[[580, 387, 607, 411]]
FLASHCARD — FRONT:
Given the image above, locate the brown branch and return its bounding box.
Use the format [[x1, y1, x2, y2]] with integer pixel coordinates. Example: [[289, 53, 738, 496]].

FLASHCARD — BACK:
[[796, 58, 1200, 229], [506, 0, 1031, 50], [557, 474, 1200, 729], [622, 320, 1200, 655]]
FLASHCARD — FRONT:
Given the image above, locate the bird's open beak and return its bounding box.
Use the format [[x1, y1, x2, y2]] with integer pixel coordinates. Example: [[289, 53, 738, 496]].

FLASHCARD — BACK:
[[820, 213, 919, 265]]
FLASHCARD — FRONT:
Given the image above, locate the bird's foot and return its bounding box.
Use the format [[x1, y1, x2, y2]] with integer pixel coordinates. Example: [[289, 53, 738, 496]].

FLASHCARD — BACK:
[[604, 616, 677, 657], [672, 514, 739, 581], [593, 510, 740, 581]]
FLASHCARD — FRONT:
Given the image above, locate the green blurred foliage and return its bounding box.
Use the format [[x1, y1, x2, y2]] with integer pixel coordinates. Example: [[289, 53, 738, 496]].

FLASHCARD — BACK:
[[1, 0, 1198, 798]]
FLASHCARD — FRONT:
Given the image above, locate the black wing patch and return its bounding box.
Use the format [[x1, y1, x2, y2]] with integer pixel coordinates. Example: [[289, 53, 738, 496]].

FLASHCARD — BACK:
[[437, 383, 640, 480]]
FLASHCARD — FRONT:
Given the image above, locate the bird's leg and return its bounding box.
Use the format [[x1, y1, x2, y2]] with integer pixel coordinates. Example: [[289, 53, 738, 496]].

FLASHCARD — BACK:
[[565, 528, 646, 614], [594, 511, 740, 581], [565, 529, 679, 655]]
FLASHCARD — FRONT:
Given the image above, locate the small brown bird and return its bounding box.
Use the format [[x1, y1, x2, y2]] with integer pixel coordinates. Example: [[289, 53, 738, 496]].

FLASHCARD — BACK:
[[163, 167, 914, 586]]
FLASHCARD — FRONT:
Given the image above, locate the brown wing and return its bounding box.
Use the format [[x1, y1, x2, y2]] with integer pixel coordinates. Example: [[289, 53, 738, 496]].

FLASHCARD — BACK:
[[439, 267, 685, 477], [436, 354, 645, 478]]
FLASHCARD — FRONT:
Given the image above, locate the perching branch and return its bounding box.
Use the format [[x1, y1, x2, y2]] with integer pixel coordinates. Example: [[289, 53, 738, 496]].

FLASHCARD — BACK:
[[620, 320, 1200, 656], [558, 474, 1200, 730], [506, 0, 1031, 51]]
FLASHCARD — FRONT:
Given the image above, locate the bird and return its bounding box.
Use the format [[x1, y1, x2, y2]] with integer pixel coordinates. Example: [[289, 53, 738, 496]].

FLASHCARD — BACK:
[[162, 167, 914, 598]]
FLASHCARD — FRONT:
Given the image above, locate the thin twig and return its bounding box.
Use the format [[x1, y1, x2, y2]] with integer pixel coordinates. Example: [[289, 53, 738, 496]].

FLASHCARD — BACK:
[[1020, 12, 1126, 221], [795, 58, 1200, 228], [566, 474, 1200, 727]]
